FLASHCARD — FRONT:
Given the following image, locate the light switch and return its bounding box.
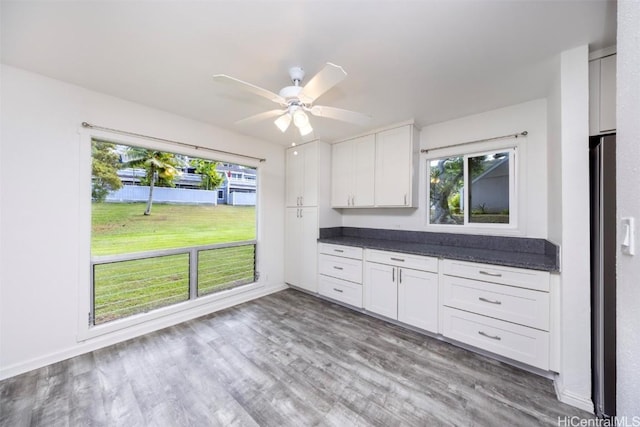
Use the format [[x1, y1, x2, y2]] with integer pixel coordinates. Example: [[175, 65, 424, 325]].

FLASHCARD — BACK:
[[621, 217, 635, 256]]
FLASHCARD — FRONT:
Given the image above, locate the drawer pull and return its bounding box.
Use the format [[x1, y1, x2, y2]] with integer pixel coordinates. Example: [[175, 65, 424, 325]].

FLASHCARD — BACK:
[[390, 257, 405, 262], [479, 270, 502, 277], [333, 266, 344, 270], [478, 331, 502, 341], [333, 249, 344, 253], [479, 297, 502, 305], [333, 288, 344, 293]]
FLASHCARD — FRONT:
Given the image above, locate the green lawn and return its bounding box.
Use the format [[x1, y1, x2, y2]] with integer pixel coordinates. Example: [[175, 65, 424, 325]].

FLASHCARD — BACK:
[[92, 202, 256, 324], [92, 202, 256, 255]]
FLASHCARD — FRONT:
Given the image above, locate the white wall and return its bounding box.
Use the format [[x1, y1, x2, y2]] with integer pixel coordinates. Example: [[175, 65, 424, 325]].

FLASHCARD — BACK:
[[552, 45, 593, 411], [0, 65, 286, 379], [616, 0, 640, 416], [340, 99, 549, 239]]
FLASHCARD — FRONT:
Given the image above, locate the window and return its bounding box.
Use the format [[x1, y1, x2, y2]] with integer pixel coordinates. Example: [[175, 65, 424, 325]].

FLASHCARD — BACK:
[[90, 140, 257, 325], [428, 148, 516, 227]]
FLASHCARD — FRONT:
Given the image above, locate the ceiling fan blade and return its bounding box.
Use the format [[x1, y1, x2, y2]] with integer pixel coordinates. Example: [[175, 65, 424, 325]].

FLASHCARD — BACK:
[[235, 109, 288, 126], [213, 74, 286, 105], [309, 105, 372, 126], [298, 63, 347, 104]]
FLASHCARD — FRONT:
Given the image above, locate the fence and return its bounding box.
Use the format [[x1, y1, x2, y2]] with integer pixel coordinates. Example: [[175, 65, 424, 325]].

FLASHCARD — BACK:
[[91, 241, 257, 325], [229, 192, 256, 206], [106, 185, 218, 205]]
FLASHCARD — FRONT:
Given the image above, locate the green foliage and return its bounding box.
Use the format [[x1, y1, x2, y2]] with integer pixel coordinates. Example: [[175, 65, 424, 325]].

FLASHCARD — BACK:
[[191, 159, 224, 190], [123, 147, 182, 215], [91, 141, 123, 202], [448, 192, 461, 214]]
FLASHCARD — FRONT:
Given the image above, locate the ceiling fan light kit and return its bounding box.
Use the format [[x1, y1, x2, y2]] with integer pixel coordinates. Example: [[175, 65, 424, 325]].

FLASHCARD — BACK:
[[213, 62, 371, 138]]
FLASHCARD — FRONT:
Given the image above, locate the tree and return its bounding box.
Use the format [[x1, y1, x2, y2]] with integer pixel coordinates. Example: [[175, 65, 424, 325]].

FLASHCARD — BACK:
[[91, 140, 122, 202], [124, 148, 180, 215], [430, 155, 486, 224], [191, 159, 224, 191]]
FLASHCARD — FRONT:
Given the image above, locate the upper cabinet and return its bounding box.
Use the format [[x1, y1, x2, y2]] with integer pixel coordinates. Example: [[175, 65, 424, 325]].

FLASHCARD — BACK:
[[375, 125, 418, 207], [331, 123, 419, 208], [589, 53, 616, 135], [286, 142, 318, 207], [331, 134, 375, 208]]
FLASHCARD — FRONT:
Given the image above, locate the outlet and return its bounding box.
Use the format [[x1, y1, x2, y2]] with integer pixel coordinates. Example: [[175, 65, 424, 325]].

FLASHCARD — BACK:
[[621, 217, 635, 256]]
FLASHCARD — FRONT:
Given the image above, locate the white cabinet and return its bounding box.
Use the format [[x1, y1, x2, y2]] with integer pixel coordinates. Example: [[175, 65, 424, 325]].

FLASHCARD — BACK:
[[374, 125, 418, 207], [440, 259, 552, 370], [398, 268, 439, 332], [331, 134, 375, 207], [589, 53, 616, 135], [284, 141, 340, 292], [317, 243, 363, 308], [364, 261, 398, 318], [286, 142, 318, 207], [364, 249, 438, 332], [331, 123, 418, 208], [285, 207, 319, 292]]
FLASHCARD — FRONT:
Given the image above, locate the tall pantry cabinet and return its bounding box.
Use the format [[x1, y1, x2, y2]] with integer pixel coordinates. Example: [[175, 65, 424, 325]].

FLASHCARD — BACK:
[[284, 141, 340, 292]]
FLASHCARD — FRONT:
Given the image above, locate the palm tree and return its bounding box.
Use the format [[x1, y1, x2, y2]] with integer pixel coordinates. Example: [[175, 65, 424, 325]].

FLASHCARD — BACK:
[[124, 148, 180, 215]]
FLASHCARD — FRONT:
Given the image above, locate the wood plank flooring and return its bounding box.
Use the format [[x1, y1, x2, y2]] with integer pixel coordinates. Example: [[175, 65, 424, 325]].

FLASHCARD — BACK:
[[1, 289, 593, 426]]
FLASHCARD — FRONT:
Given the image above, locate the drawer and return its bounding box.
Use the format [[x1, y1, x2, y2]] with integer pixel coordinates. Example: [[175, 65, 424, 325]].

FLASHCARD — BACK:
[[319, 254, 363, 283], [318, 275, 363, 308], [441, 307, 549, 370], [318, 243, 363, 260], [442, 259, 549, 292], [441, 275, 549, 330], [366, 249, 438, 273]]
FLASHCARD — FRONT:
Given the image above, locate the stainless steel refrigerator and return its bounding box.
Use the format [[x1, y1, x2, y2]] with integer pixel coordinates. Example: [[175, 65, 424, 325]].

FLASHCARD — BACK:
[[590, 133, 616, 418]]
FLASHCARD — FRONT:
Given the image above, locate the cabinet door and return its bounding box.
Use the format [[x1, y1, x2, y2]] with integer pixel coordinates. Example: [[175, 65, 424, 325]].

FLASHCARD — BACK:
[[398, 268, 438, 333], [331, 141, 353, 207], [284, 208, 301, 286], [375, 125, 413, 206], [301, 142, 318, 206], [286, 147, 304, 207], [599, 55, 616, 133], [352, 134, 375, 207], [299, 207, 319, 292], [364, 262, 398, 319]]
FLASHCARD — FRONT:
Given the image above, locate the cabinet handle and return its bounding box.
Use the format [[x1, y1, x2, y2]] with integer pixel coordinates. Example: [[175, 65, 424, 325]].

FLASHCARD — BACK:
[[352, 195, 355, 206], [301, 196, 304, 205], [392, 267, 395, 282], [333, 288, 344, 293], [390, 257, 405, 262], [478, 331, 501, 341], [399, 268, 402, 284], [333, 249, 344, 253], [479, 297, 502, 305], [333, 266, 344, 270], [296, 209, 299, 218], [404, 194, 407, 205], [300, 209, 303, 218], [479, 270, 502, 277]]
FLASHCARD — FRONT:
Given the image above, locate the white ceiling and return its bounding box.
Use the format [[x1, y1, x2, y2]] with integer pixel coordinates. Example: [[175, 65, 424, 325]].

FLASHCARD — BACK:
[[1, 1, 617, 146]]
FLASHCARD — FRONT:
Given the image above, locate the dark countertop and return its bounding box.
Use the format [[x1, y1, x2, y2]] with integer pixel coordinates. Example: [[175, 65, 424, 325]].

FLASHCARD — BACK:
[[318, 228, 560, 272]]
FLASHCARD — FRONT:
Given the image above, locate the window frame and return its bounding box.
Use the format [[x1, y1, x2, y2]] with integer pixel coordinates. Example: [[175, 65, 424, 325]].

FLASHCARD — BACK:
[[425, 138, 524, 234], [78, 127, 264, 341]]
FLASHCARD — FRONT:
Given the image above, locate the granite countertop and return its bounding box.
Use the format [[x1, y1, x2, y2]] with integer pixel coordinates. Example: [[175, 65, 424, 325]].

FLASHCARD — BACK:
[[318, 228, 560, 272]]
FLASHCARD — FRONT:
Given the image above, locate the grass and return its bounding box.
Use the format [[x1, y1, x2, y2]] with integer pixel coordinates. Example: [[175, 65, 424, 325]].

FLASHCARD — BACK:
[[92, 203, 256, 256], [92, 202, 256, 324]]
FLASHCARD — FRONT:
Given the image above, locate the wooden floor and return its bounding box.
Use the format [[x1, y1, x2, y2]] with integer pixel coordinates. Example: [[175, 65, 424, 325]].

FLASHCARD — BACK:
[[1, 289, 592, 426]]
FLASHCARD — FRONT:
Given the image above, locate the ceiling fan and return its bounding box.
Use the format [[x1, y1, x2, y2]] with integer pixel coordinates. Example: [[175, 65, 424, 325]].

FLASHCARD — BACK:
[[213, 63, 371, 137]]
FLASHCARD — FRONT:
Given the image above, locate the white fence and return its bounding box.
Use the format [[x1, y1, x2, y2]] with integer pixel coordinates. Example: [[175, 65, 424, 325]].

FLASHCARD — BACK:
[[228, 192, 256, 206], [106, 185, 218, 205]]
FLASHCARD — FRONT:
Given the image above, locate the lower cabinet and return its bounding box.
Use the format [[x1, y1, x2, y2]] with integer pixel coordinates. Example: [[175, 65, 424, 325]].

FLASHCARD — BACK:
[[364, 249, 439, 333], [284, 207, 318, 292], [317, 243, 363, 308], [313, 244, 556, 372], [440, 259, 552, 371]]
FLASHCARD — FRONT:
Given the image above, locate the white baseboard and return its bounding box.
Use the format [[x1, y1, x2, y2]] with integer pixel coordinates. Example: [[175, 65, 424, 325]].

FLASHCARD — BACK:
[[0, 284, 288, 381], [554, 379, 595, 413]]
